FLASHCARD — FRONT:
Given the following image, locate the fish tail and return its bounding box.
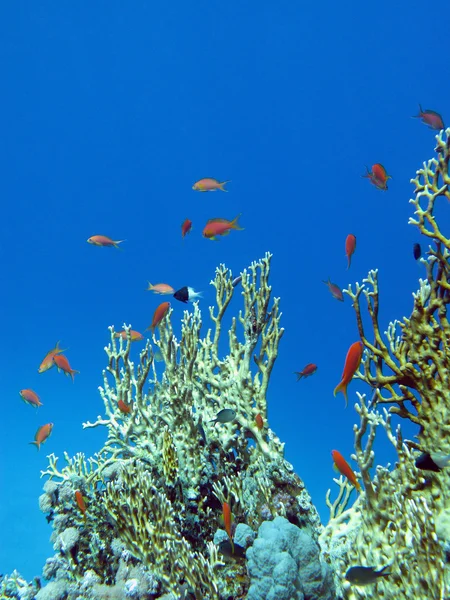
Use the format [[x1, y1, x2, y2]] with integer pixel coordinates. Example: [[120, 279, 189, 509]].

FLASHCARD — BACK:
[[219, 180, 231, 191], [29, 441, 40, 451], [361, 166, 370, 178], [294, 372, 303, 381], [70, 369, 80, 383], [230, 213, 244, 230], [377, 565, 391, 578], [113, 240, 126, 249], [355, 480, 362, 493], [333, 381, 348, 407], [347, 256, 351, 270]]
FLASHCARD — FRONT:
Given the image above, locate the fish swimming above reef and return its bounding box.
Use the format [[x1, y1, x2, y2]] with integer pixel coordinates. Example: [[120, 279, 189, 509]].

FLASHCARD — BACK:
[[173, 286, 203, 304], [232, 275, 242, 288], [20, 389, 43, 408], [38, 341, 66, 373], [30, 423, 54, 450], [294, 363, 318, 380], [147, 282, 175, 295], [334, 341, 363, 407], [203, 215, 244, 240], [331, 450, 361, 492], [210, 408, 236, 424], [415, 451, 450, 472], [87, 235, 125, 248], [345, 234, 356, 269], [114, 330, 144, 342], [413, 243, 422, 260], [413, 104, 445, 130], [362, 164, 391, 190], [181, 218, 193, 238], [323, 278, 344, 302], [345, 565, 390, 586], [53, 354, 79, 382], [147, 301, 171, 332], [193, 178, 231, 192]]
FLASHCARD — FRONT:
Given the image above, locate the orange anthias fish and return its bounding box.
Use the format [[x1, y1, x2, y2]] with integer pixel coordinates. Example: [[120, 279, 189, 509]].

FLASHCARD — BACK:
[[147, 282, 175, 295], [255, 413, 264, 430], [38, 341, 66, 373], [334, 341, 363, 407], [413, 104, 445, 130], [203, 215, 244, 240], [53, 354, 79, 382], [30, 423, 53, 450], [114, 330, 144, 342], [345, 234, 356, 270], [193, 178, 231, 192], [75, 490, 87, 519], [147, 301, 171, 332], [87, 235, 125, 249], [20, 389, 43, 408], [323, 278, 344, 302], [332, 450, 362, 492], [362, 164, 391, 191], [294, 363, 318, 380], [181, 218, 193, 238], [222, 501, 234, 552], [118, 399, 132, 414]]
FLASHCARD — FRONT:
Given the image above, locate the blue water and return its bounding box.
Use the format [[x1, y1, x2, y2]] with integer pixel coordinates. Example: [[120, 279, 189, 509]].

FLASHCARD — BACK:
[[1, 1, 449, 580]]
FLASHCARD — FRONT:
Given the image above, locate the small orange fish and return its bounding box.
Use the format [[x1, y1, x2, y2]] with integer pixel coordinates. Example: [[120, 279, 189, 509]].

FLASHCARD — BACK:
[[38, 341, 66, 373], [332, 450, 361, 492], [181, 218, 193, 238], [53, 354, 79, 382], [222, 502, 234, 552], [75, 490, 87, 519], [362, 164, 391, 191], [147, 282, 175, 295], [413, 104, 445, 130], [345, 234, 356, 270], [323, 278, 344, 302], [118, 399, 132, 414], [294, 363, 317, 380], [147, 301, 171, 331], [255, 413, 264, 430], [87, 235, 125, 248], [114, 330, 144, 342], [203, 215, 243, 240], [334, 341, 363, 407], [193, 178, 230, 192], [20, 389, 43, 408], [30, 423, 53, 450]]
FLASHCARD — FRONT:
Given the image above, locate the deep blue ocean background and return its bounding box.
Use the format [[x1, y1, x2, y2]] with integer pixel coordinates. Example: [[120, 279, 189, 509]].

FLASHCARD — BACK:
[[1, 1, 449, 580]]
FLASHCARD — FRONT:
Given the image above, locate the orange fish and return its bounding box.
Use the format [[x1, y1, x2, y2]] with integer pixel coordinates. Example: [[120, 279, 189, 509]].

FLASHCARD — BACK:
[[193, 178, 230, 192], [294, 363, 317, 380], [331, 450, 361, 492], [20, 389, 43, 408], [53, 354, 79, 382], [413, 104, 445, 130], [181, 218, 193, 238], [345, 234, 357, 270], [118, 399, 132, 414], [30, 423, 53, 450], [222, 501, 234, 552], [75, 490, 87, 519], [323, 278, 344, 302], [203, 215, 243, 240], [114, 330, 144, 342], [147, 282, 175, 295], [255, 413, 264, 430], [147, 301, 171, 332], [334, 341, 363, 407], [38, 341, 66, 373], [87, 235, 125, 248], [362, 164, 391, 191]]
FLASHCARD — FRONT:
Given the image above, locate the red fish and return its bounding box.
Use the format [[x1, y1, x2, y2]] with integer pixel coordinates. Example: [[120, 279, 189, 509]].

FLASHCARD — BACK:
[[38, 341, 66, 373], [53, 354, 79, 382], [193, 178, 230, 192], [255, 413, 264, 430], [147, 301, 171, 332], [20, 389, 43, 408], [413, 105, 445, 130], [118, 399, 132, 414], [75, 490, 87, 519], [30, 423, 53, 450], [87, 235, 125, 248], [181, 218, 193, 238], [334, 341, 363, 407], [345, 234, 356, 269], [323, 278, 344, 302], [147, 282, 175, 295], [294, 363, 318, 380], [203, 215, 243, 240], [332, 450, 361, 492], [362, 164, 391, 191], [114, 330, 144, 342], [222, 502, 234, 552]]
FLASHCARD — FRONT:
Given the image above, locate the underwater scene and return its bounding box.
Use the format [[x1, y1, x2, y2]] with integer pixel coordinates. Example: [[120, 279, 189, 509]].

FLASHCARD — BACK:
[[1, 2, 450, 599]]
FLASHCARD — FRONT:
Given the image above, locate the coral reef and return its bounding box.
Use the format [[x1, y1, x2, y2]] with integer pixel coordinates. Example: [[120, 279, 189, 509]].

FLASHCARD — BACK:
[[320, 129, 450, 598]]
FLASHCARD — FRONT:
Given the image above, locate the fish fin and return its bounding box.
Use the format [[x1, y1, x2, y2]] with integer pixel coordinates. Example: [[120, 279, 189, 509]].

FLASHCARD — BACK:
[[333, 382, 348, 407], [376, 565, 391, 578], [113, 240, 126, 249], [219, 180, 231, 191], [29, 441, 40, 451], [70, 370, 80, 383], [294, 372, 303, 381], [230, 213, 244, 230], [347, 256, 351, 270]]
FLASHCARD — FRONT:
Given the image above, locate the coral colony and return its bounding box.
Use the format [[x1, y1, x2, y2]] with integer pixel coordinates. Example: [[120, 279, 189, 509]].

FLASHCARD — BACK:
[[3, 130, 450, 599]]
